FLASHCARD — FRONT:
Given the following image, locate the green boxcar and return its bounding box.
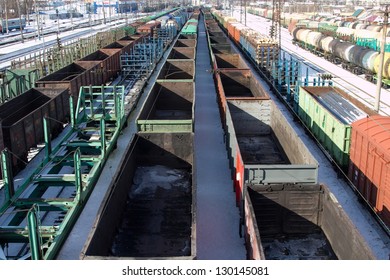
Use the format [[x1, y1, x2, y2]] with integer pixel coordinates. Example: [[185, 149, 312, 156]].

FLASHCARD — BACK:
[[298, 87, 355, 169]]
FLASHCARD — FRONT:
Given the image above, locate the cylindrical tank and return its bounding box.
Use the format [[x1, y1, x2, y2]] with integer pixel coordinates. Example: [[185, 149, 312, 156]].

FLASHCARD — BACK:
[[362, 50, 379, 72], [354, 29, 377, 39], [366, 25, 382, 32], [350, 22, 359, 29], [296, 29, 312, 43], [355, 23, 368, 30], [321, 36, 337, 53], [333, 41, 355, 61], [348, 46, 377, 70], [288, 22, 297, 33], [337, 27, 355, 36], [374, 53, 390, 79], [306, 31, 324, 48], [307, 21, 319, 29]]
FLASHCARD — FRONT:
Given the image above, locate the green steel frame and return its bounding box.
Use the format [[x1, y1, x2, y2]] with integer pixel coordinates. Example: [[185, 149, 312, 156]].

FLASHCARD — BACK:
[[0, 85, 125, 260]]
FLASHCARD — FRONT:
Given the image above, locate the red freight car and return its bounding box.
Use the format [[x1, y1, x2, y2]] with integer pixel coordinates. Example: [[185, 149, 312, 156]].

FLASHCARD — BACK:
[[349, 115, 390, 227]]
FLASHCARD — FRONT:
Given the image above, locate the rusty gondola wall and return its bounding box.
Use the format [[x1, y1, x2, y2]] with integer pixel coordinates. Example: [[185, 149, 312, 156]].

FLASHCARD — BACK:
[[9, 29, 126, 78]]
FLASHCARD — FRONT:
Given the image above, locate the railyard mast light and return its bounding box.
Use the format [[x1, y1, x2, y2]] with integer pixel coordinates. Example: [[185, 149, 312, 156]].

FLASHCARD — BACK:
[[375, 4, 389, 113]]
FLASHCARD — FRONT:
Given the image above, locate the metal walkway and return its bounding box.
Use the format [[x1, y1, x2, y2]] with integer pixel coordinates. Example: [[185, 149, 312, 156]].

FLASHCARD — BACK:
[[194, 15, 246, 260]]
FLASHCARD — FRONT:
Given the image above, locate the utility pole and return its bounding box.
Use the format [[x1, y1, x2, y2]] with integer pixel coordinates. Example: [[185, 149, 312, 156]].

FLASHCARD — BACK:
[[4, 0, 9, 34], [240, 0, 242, 23], [34, 0, 40, 39], [109, 0, 112, 23], [16, 0, 24, 42], [244, 0, 247, 26], [70, 0, 74, 30], [102, 1, 107, 24], [270, 0, 283, 51], [375, 5, 389, 112]]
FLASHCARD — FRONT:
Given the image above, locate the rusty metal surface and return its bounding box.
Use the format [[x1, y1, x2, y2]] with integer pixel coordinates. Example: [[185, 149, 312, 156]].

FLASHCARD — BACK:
[[138, 81, 194, 121], [82, 133, 195, 259], [0, 87, 69, 175], [209, 36, 229, 45], [158, 59, 195, 80], [247, 185, 337, 260], [211, 44, 235, 54], [168, 47, 196, 59], [216, 69, 269, 98], [215, 54, 249, 69], [245, 184, 377, 259], [111, 165, 192, 257], [237, 135, 289, 164], [174, 39, 197, 48]]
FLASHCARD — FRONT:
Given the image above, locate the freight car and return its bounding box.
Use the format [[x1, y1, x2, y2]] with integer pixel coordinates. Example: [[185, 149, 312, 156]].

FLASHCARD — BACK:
[[136, 80, 195, 132], [0, 8, 190, 180], [245, 183, 376, 259], [298, 86, 376, 169], [209, 10, 390, 232], [81, 132, 196, 259], [82, 18, 199, 258], [168, 47, 196, 59], [0, 87, 69, 174], [211, 10, 278, 70], [0, 18, 26, 34], [0, 8, 193, 259], [291, 27, 390, 85], [203, 12, 380, 259], [0, 85, 126, 260], [348, 115, 390, 228]]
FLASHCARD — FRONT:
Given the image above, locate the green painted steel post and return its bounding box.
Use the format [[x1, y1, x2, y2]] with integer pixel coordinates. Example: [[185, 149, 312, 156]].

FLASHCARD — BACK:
[[43, 117, 52, 164], [27, 205, 42, 260], [1, 149, 14, 202], [100, 118, 106, 159], [70, 95, 75, 128], [90, 85, 94, 119], [101, 85, 105, 114], [74, 149, 82, 201], [113, 85, 118, 120]]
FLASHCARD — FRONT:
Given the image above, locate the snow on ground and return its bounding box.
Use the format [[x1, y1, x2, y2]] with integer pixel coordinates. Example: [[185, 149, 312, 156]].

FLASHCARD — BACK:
[[225, 12, 390, 258], [237, 11, 390, 116]]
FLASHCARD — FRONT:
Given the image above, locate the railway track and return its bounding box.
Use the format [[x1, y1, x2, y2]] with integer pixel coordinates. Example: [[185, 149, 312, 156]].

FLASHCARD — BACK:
[[0, 8, 188, 260], [244, 12, 390, 116]]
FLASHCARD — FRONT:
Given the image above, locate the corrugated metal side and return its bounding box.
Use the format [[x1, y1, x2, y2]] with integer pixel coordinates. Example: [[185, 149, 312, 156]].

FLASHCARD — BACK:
[[349, 116, 390, 227], [168, 47, 196, 60], [298, 87, 351, 168], [0, 88, 68, 175], [248, 185, 322, 236], [99, 48, 122, 82]]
